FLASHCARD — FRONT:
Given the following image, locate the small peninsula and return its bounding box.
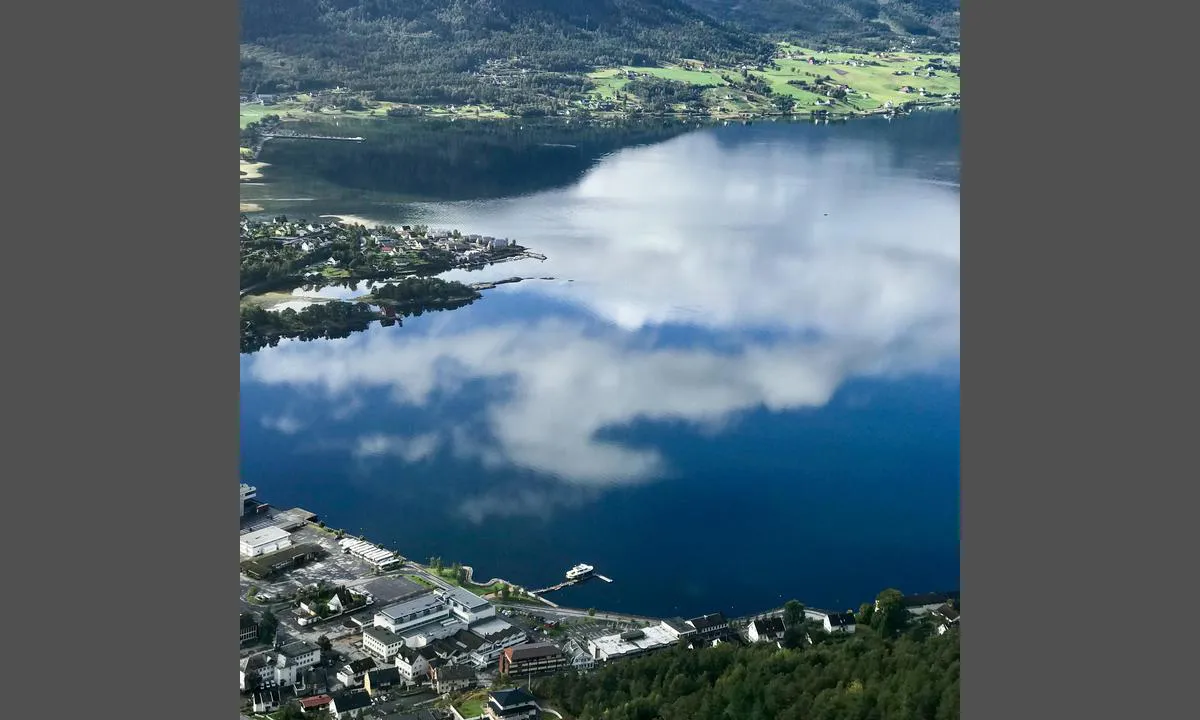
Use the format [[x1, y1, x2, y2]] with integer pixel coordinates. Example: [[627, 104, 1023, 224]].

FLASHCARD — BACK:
[[239, 217, 542, 353]]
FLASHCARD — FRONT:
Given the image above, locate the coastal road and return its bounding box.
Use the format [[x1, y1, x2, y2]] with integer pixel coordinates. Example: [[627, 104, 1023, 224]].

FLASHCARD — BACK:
[[494, 603, 661, 625]]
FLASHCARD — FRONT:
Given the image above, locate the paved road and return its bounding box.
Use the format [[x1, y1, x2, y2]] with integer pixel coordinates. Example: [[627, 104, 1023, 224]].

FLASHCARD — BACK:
[[494, 603, 660, 624]]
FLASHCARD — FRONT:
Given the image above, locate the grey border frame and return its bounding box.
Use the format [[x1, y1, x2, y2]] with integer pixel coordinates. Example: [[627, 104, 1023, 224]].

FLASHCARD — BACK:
[[10, 1, 238, 718], [7, 1, 1169, 719]]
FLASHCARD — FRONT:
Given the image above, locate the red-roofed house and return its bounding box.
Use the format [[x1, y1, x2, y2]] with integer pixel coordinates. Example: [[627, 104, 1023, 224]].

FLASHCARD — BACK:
[[299, 694, 333, 712]]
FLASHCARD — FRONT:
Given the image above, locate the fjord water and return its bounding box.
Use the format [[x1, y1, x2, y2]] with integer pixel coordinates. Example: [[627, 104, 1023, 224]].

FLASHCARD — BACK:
[[240, 112, 960, 618]]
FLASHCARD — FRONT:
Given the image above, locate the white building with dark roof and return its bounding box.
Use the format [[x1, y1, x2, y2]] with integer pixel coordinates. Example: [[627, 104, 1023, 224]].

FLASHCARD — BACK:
[[822, 612, 857, 634], [747, 616, 785, 643]]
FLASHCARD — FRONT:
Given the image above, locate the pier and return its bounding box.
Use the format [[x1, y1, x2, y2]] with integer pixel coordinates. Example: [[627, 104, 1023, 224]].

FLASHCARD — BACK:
[[530, 572, 613, 595]]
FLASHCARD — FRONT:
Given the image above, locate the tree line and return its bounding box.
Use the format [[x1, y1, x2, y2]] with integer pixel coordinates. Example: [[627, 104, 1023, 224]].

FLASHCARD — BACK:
[[534, 588, 959, 720], [239, 0, 772, 105]]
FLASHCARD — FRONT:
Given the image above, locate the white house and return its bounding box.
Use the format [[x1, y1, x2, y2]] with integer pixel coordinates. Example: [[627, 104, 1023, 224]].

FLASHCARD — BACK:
[[336, 658, 377, 687], [239, 526, 292, 558], [395, 644, 437, 682], [747, 617, 785, 643], [822, 612, 857, 634]]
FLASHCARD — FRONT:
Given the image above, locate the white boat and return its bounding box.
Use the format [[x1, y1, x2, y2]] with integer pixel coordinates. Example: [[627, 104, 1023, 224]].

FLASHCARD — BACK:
[[566, 563, 594, 581]]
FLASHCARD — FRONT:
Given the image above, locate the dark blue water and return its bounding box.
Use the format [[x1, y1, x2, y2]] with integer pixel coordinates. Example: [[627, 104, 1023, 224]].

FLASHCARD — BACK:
[[240, 113, 960, 619]]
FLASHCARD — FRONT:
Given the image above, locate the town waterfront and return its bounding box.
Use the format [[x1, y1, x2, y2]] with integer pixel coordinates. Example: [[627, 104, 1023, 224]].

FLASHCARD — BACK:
[[240, 111, 960, 619]]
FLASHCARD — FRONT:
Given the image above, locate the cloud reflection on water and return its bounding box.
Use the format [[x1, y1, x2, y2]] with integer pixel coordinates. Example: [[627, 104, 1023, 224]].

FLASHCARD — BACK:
[[242, 123, 959, 519]]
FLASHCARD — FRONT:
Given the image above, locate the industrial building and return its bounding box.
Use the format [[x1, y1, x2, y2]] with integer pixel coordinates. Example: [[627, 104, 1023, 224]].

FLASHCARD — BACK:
[[240, 526, 293, 558], [373, 593, 451, 635], [339, 537, 403, 570]]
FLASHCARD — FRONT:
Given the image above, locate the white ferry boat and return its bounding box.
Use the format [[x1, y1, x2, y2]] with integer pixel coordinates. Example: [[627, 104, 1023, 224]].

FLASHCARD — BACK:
[[566, 563, 594, 581]]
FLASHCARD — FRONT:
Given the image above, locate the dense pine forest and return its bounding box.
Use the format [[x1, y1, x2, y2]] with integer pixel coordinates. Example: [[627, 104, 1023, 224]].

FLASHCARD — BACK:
[[683, 0, 959, 51]]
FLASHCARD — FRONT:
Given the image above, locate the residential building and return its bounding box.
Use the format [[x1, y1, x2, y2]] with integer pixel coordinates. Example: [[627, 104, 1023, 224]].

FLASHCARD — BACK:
[[373, 593, 450, 635], [587, 622, 680, 662], [274, 641, 322, 686], [240, 613, 259, 644], [363, 626, 405, 661], [395, 644, 438, 682], [299, 695, 333, 713], [364, 666, 403, 697], [485, 688, 540, 720], [299, 668, 330, 695], [240, 526, 293, 558], [823, 612, 856, 634], [329, 690, 373, 719], [430, 664, 477, 694], [337, 658, 377, 687], [932, 604, 960, 634], [685, 613, 731, 640], [498, 643, 569, 677], [240, 653, 272, 691], [251, 689, 281, 713], [328, 588, 358, 614], [239, 641, 321, 690], [465, 618, 528, 667], [747, 617, 785, 643]]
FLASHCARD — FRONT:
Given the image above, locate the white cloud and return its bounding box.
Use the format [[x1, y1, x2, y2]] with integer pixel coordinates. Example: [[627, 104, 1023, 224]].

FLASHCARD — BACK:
[[260, 414, 305, 435], [352, 432, 442, 463]]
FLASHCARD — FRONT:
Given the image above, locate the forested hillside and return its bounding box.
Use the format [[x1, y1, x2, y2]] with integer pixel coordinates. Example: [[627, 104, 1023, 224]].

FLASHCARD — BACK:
[[536, 624, 960, 720], [240, 0, 771, 102], [682, 0, 960, 51]]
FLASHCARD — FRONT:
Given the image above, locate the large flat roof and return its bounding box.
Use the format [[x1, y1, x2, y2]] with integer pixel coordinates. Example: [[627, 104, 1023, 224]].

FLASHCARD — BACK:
[[377, 592, 444, 621], [240, 526, 291, 546], [439, 585, 490, 611], [590, 622, 677, 658]]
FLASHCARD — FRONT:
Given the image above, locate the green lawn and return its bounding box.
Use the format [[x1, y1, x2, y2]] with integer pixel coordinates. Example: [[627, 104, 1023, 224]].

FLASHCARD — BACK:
[[455, 694, 488, 718]]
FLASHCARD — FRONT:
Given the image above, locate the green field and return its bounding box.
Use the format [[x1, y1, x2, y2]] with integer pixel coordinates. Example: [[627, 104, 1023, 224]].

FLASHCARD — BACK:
[[240, 97, 509, 129], [587, 44, 960, 116]]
